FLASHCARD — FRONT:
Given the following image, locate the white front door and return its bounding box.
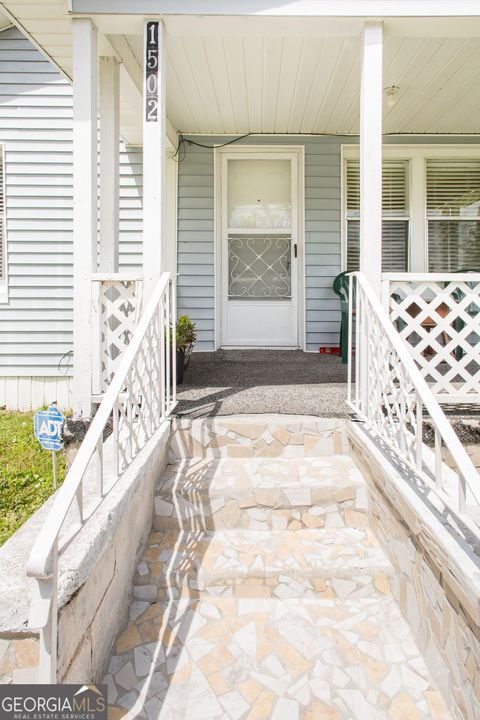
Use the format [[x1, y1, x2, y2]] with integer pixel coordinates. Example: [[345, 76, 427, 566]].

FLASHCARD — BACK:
[[219, 149, 302, 347]]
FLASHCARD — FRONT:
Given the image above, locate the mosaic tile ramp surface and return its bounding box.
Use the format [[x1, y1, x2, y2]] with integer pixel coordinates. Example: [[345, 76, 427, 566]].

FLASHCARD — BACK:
[[105, 451, 452, 719]]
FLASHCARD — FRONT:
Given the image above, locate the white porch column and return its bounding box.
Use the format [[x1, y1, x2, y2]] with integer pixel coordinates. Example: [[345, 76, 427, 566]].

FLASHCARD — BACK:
[[99, 56, 120, 272], [143, 19, 166, 300], [360, 22, 383, 297], [72, 18, 98, 417]]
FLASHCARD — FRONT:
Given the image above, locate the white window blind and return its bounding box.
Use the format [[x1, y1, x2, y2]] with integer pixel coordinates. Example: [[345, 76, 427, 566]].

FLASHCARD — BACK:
[[0, 145, 4, 281], [345, 159, 409, 272], [427, 160, 480, 271]]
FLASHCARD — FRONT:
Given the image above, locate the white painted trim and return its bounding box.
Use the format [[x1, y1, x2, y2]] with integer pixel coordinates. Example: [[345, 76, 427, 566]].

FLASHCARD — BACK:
[[142, 19, 167, 301], [72, 18, 98, 418], [165, 151, 178, 275], [0, 2, 72, 82], [360, 22, 383, 298], [70, 1, 480, 18], [99, 56, 120, 272], [91, 272, 143, 281], [342, 143, 480, 275], [409, 155, 426, 272], [214, 144, 305, 350], [343, 144, 480, 159]]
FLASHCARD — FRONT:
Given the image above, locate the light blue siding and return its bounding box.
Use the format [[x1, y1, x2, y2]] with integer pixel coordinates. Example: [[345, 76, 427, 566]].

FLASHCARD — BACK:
[[0, 28, 73, 375], [177, 144, 215, 352], [0, 27, 143, 376]]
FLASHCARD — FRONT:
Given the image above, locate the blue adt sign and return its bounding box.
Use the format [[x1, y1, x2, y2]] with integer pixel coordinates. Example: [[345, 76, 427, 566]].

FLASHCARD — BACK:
[[34, 405, 65, 451]]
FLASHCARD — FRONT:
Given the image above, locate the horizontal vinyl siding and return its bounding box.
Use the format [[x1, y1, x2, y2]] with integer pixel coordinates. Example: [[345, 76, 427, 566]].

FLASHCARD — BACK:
[[119, 147, 143, 271], [0, 27, 143, 382], [177, 145, 214, 351], [177, 136, 343, 351], [0, 27, 74, 376], [303, 140, 342, 350]]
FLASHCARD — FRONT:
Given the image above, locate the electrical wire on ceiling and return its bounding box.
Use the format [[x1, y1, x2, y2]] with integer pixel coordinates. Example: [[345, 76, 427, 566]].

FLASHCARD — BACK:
[[171, 133, 253, 161], [171, 130, 435, 162]]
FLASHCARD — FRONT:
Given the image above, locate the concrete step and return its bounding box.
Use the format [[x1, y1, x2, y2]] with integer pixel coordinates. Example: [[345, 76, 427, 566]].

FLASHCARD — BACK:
[[132, 528, 393, 602], [153, 457, 368, 531], [169, 415, 349, 460], [105, 593, 449, 720]]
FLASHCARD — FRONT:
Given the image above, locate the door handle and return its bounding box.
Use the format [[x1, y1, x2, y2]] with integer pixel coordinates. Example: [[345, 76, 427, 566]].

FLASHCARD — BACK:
[[294, 243, 298, 259]]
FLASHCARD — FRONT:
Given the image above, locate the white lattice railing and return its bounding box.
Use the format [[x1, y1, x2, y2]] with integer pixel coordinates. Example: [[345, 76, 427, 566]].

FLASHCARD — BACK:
[[91, 274, 144, 395], [26, 273, 176, 682], [348, 271, 480, 519], [382, 273, 480, 403]]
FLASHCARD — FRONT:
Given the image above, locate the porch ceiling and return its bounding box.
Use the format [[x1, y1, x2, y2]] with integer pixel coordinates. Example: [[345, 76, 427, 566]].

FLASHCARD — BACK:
[[137, 29, 480, 135], [2, 2, 480, 137]]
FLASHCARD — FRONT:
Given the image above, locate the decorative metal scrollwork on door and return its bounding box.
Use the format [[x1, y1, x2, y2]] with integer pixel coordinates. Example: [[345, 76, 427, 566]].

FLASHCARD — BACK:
[[228, 234, 292, 299]]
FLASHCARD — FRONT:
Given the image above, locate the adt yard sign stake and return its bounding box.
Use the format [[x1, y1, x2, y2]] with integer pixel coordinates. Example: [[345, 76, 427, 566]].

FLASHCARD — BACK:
[[34, 405, 65, 489]]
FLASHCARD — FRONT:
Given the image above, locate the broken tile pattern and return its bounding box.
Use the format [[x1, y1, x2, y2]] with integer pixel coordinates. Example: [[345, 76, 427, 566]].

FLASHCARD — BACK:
[[351, 433, 480, 720], [105, 594, 451, 719], [153, 456, 368, 532], [132, 527, 392, 601], [105, 444, 453, 719], [0, 637, 39, 685], [169, 416, 349, 460]]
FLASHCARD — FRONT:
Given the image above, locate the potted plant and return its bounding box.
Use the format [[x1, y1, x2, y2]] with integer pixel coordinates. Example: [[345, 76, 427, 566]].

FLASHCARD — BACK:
[[175, 315, 196, 384]]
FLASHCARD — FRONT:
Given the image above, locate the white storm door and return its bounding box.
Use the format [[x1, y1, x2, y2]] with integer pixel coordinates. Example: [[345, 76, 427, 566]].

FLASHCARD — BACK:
[[221, 153, 299, 347]]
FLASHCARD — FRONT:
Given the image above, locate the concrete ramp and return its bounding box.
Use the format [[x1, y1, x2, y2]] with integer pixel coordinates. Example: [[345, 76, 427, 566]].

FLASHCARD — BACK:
[[103, 416, 451, 719]]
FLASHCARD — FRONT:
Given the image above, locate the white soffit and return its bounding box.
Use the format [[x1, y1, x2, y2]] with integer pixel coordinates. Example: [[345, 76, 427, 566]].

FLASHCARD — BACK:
[[134, 31, 480, 135], [0, 9, 11, 31], [1, 3, 480, 135]]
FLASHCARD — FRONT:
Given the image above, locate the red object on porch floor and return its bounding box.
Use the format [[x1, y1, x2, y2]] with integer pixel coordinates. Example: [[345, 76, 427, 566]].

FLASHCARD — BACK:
[[319, 346, 340, 355]]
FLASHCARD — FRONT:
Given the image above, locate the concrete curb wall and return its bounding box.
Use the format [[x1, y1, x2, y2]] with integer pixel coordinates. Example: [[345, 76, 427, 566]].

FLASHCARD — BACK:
[[0, 421, 172, 685], [348, 420, 480, 720]]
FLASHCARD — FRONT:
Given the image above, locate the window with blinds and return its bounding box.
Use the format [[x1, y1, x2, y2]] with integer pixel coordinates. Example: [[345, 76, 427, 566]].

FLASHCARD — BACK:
[[427, 160, 480, 272], [345, 159, 409, 272], [0, 146, 4, 283]]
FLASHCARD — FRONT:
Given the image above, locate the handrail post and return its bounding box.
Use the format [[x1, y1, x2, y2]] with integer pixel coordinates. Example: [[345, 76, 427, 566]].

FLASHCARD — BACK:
[[160, 296, 166, 419], [96, 437, 104, 497], [113, 398, 119, 477], [166, 284, 171, 416], [171, 277, 177, 406], [36, 541, 58, 684], [415, 393, 423, 471], [359, 286, 368, 416], [381, 277, 390, 312], [434, 428, 442, 490], [347, 273, 353, 404]]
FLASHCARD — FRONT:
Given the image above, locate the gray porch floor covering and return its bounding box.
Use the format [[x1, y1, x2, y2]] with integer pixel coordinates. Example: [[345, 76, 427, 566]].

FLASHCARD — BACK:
[[176, 350, 349, 418]]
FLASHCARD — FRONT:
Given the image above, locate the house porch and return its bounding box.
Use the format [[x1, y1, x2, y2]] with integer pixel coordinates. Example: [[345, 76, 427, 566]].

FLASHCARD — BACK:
[[176, 350, 348, 418]]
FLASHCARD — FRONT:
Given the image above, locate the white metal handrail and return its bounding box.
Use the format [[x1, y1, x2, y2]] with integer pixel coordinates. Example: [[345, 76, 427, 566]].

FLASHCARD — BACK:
[[26, 272, 176, 682], [348, 271, 480, 518]]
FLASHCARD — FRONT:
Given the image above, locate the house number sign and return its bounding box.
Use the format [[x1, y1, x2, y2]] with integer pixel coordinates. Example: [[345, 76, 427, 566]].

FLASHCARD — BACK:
[[145, 21, 159, 122]]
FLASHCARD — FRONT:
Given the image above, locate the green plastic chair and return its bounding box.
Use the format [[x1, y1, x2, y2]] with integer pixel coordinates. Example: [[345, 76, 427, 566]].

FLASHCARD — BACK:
[[333, 271, 355, 363]]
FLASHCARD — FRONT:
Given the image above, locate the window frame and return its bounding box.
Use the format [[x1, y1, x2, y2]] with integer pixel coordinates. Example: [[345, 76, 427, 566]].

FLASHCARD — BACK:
[[425, 158, 480, 272], [344, 157, 411, 273], [341, 144, 480, 274], [0, 143, 6, 303]]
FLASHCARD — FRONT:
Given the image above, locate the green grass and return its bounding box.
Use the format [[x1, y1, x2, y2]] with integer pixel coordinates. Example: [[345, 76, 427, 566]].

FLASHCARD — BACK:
[[0, 410, 66, 546]]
